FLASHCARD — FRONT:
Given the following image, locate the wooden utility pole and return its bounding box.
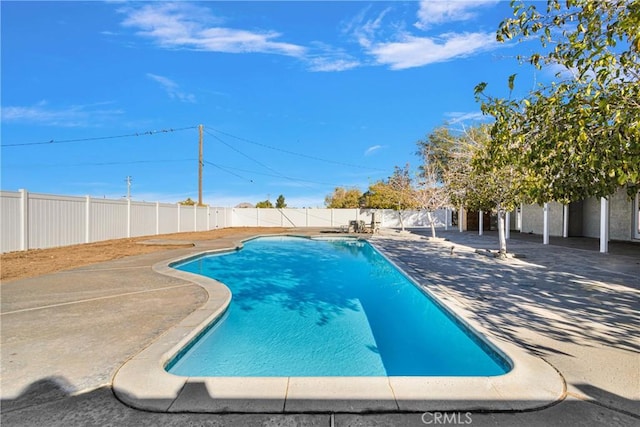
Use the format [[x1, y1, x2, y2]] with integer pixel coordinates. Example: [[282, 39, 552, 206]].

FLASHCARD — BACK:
[[198, 124, 203, 206]]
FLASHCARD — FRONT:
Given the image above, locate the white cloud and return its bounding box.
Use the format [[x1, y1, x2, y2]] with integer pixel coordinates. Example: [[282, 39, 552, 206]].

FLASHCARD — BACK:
[[1, 101, 123, 127], [120, 2, 305, 57], [415, 0, 500, 29], [444, 111, 490, 124], [307, 57, 361, 72], [369, 31, 497, 70], [146, 73, 196, 102], [364, 145, 383, 156], [346, 2, 502, 70]]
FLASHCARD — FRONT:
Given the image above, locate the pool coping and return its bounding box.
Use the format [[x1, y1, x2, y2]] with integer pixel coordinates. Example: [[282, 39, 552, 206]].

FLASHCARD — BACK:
[[112, 234, 566, 413]]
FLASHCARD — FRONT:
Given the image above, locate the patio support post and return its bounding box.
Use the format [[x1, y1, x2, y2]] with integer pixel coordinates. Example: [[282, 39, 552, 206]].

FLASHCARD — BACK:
[[505, 211, 510, 240], [563, 204, 569, 238], [459, 206, 463, 232], [444, 208, 448, 231], [479, 210, 483, 236], [600, 197, 609, 253], [543, 203, 549, 245]]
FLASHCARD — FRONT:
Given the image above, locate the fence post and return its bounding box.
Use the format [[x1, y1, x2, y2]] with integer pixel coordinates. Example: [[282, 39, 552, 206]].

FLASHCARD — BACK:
[[306, 208, 309, 227], [194, 204, 197, 231], [156, 202, 160, 235], [127, 198, 132, 238], [19, 189, 28, 250], [177, 203, 181, 232], [85, 196, 91, 243], [207, 206, 210, 230]]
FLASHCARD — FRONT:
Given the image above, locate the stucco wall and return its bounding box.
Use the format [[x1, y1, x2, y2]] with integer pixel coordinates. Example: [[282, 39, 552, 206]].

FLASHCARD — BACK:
[[609, 189, 633, 241], [521, 187, 635, 241], [520, 202, 564, 236], [582, 197, 601, 238]]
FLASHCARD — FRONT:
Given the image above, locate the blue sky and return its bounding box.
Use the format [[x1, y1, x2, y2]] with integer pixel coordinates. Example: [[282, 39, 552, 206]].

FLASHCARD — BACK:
[[1, 1, 543, 207]]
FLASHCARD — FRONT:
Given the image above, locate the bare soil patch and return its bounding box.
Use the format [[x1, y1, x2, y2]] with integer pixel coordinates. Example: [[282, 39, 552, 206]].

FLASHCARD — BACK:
[[0, 227, 291, 282]]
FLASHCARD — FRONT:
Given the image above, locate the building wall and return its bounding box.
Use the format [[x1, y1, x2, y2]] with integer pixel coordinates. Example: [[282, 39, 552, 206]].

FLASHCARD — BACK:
[[520, 202, 564, 236], [582, 197, 601, 238], [609, 189, 634, 241], [520, 187, 635, 241]]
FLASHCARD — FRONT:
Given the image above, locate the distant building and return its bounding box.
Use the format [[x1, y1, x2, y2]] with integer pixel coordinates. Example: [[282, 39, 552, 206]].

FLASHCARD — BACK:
[[235, 202, 254, 208]]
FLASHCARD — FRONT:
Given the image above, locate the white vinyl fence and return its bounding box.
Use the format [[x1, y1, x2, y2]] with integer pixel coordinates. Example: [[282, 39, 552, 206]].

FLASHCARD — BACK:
[[1, 189, 450, 253]]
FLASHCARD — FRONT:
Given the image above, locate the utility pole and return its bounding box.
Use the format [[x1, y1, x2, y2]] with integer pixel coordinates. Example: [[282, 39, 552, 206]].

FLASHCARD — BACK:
[[125, 176, 132, 200], [198, 124, 203, 206]]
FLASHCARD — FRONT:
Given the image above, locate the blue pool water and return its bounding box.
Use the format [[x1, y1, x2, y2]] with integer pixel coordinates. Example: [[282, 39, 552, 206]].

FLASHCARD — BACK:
[[167, 236, 510, 377]]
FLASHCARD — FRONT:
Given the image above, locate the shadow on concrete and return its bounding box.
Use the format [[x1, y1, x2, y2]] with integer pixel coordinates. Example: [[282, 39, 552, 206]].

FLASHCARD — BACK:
[[2, 378, 638, 426], [375, 234, 640, 355]]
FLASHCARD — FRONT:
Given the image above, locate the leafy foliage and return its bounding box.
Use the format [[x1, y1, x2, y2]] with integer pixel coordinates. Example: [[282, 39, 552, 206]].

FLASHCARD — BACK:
[[364, 164, 419, 211], [275, 194, 287, 208], [478, 0, 640, 203], [255, 199, 274, 208], [324, 187, 363, 208]]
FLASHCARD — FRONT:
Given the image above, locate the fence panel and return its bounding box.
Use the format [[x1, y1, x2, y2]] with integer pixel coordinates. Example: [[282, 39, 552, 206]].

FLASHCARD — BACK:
[[1, 189, 454, 253], [1, 191, 22, 252], [332, 209, 361, 228], [29, 193, 86, 249], [91, 198, 128, 242], [158, 204, 178, 235], [130, 202, 156, 237], [196, 206, 209, 231], [304, 209, 333, 227], [258, 209, 284, 227], [232, 208, 259, 227]]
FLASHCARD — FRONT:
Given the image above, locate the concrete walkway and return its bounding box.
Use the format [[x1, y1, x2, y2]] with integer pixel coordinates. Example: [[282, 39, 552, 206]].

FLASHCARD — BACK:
[[1, 229, 638, 426]]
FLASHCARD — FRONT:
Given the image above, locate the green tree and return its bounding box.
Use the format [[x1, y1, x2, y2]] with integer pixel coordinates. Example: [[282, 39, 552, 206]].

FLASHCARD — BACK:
[[415, 143, 450, 238], [275, 194, 287, 208], [422, 124, 524, 255], [477, 0, 640, 203], [364, 164, 419, 231], [255, 199, 273, 208], [324, 187, 363, 208], [416, 125, 457, 183]]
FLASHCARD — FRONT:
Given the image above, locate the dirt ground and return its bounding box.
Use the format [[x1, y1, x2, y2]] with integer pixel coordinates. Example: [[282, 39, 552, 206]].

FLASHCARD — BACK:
[[0, 227, 292, 283]]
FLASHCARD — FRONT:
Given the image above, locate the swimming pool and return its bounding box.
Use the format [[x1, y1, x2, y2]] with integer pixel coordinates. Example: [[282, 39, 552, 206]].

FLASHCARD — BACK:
[[167, 236, 510, 377]]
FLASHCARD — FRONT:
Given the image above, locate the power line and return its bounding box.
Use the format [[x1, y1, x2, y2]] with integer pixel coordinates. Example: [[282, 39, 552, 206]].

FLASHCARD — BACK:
[[204, 130, 325, 191], [204, 160, 253, 183], [1, 159, 195, 168], [2, 126, 198, 147], [206, 159, 363, 188], [204, 126, 386, 172]]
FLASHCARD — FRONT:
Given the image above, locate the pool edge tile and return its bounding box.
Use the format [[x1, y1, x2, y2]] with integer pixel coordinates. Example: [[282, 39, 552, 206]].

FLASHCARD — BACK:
[[112, 358, 187, 412], [169, 377, 288, 413], [284, 377, 398, 412]]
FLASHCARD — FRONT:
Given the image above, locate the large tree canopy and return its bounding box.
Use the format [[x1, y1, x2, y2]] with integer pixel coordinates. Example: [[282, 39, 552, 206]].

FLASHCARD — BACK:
[[477, 0, 640, 203], [324, 187, 363, 208]]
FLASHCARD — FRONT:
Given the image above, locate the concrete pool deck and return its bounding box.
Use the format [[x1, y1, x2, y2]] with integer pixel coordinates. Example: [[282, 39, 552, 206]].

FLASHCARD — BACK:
[[1, 228, 639, 425]]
